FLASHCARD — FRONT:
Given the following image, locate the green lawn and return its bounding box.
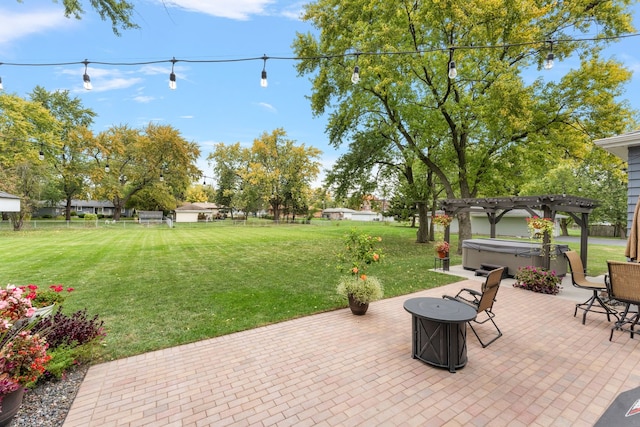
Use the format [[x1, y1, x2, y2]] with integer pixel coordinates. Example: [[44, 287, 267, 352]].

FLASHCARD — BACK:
[[0, 222, 459, 360], [0, 222, 627, 361]]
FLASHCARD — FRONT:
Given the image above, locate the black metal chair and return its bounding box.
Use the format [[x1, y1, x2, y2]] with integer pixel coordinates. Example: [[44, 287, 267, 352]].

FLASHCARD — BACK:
[[606, 261, 640, 341], [443, 267, 504, 348], [564, 250, 617, 324]]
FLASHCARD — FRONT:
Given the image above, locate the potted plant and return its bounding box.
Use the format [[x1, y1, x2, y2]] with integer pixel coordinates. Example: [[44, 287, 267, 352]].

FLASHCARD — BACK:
[[513, 266, 562, 295], [0, 285, 54, 426], [435, 241, 450, 258], [432, 213, 453, 228], [336, 229, 384, 315]]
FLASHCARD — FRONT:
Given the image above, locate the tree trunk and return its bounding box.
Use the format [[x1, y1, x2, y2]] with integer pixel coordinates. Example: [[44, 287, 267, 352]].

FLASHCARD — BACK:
[[416, 202, 428, 243], [112, 197, 123, 221], [456, 211, 472, 255], [65, 197, 73, 221], [560, 218, 569, 236]]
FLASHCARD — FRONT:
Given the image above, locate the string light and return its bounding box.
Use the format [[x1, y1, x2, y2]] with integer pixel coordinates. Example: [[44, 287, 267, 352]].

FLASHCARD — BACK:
[[260, 55, 268, 88], [448, 49, 457, 79], [544, 41, 555, 70], [351, 53, 360, 84], [169, 57, 177, 90], [105, 163, 110, 173], [0, 33, 635, 87], [39, 144, 44, 161], [82, 60, 92, 90]]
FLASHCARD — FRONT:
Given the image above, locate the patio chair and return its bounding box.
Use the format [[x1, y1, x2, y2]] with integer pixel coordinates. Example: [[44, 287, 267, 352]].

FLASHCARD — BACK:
[[606, 261, 640, 341], [443, 267, 504, 348], [564, 250, 617, 324]]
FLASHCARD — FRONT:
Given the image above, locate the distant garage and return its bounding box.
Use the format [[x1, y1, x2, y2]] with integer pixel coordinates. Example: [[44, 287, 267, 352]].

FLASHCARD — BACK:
[[0, 191, 20, 213]]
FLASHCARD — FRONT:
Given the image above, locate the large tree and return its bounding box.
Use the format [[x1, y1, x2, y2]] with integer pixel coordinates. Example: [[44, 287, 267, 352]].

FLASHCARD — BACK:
[[293, 0, 637, 250], [245, 129, 322, 221], [29, 86, 96, 221], [91, 123, 200, 220], [0, 93, 60, 229], [207, 129, 322, 221]]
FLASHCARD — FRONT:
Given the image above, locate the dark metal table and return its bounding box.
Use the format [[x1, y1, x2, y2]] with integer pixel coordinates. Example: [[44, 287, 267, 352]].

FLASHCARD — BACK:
[[403, 297, 477, 373]]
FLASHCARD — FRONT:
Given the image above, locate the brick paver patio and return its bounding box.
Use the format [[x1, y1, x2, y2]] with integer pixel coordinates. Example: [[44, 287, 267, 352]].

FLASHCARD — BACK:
[[63, 272, 640, 426]]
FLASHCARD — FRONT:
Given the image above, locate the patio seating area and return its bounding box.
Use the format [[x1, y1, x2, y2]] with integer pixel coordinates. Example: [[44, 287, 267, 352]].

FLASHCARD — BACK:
[[64, 267, 640, 426]]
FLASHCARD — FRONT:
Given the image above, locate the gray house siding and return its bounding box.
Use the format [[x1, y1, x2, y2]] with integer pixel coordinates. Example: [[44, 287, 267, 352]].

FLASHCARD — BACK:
[[628, 145, 640, 232]]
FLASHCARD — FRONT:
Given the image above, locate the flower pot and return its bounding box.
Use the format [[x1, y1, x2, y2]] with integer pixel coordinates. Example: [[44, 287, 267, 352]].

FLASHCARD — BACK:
[[437, 250, 448, 259], [348, 294, 369, 315], [0, 387, 24, 427]]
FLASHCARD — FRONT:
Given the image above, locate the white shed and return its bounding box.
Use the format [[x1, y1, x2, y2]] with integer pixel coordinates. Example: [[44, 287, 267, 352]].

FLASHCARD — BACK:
[[0, 191, 20, 213], [174, 203, 219, 223]]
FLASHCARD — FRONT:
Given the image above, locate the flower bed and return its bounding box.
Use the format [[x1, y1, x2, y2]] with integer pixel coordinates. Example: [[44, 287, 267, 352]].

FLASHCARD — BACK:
[[513, 266, 562, 295]]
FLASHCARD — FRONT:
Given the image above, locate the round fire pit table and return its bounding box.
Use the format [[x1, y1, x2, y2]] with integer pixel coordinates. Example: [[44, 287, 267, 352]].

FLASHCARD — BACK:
[[404, 297, 477, 373]]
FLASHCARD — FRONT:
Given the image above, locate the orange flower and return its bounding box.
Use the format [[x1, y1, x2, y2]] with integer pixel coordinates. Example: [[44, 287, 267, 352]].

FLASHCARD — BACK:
[[360, 274, 367, 281], [373, 253, 379, 261], [351, 267, 359, 274]]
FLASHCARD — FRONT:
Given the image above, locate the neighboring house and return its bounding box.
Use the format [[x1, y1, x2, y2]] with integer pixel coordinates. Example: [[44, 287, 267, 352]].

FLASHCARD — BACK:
[[321, 208, 390, 222], [594, 130, 640, 234], [173, 202, 220, 223], [444, 208, 564, 237], [0, 191, 20, 213], [321, 208, 358, 220], [35, 200, 133, 217]]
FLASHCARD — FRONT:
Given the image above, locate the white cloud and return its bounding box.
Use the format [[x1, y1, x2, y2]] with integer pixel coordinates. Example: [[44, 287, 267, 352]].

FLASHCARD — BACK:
[[133, 95, 156, 103], [0, 9, 72, 45], [257, 102, 277, 113], [159, 0, 274, 20], [180, 115, 194, 119], [61, 66, 143, 93]]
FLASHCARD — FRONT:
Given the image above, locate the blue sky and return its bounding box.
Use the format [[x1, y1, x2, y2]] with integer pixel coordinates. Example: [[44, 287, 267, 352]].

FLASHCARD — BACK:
[[1, 0, 639, 184]]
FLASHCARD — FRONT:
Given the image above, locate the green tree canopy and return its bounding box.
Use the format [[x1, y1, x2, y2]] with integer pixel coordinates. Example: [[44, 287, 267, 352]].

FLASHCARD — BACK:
[[293, 0, 637, 250], [18, 0, 138, 35]]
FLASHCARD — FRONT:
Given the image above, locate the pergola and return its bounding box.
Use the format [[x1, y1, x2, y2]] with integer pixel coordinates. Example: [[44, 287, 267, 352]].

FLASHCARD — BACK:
[[439, 195, 598, 270]]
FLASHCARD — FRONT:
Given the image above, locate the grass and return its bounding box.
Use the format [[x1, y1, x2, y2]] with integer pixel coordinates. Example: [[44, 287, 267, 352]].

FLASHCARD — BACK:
[[0, 222, 458, 360], [0, 221, 627, 361]]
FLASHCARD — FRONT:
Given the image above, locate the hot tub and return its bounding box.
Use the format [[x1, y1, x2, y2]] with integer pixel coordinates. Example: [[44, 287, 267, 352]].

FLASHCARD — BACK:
[[461, 238, 568, 277]]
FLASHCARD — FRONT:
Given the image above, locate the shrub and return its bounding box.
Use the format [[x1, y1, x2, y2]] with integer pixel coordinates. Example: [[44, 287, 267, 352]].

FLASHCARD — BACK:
[[33, 307, 105, 350], [31, 307, 106, 379], [336, 275, 384, 304], [513, 266, 562, 295]]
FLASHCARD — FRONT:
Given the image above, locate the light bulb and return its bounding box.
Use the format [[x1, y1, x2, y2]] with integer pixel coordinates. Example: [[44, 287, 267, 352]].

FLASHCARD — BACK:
[[159, 173, 164, 182], [105, 164, 110, 173], [260, 70, 268, 88], [83, 73, 92, 90], [0, 77, 3, 90], [448, 61, 457, 79], [544, 53, 554, 70], [351, 66, 360, 84], [169, 72, 177, 90], [39, 150, 44, 161]]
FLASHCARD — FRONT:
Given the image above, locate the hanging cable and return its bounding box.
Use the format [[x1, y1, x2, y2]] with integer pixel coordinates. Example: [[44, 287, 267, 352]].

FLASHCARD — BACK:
[[260, 55, 268, 88], [82, 60, 92, 90], [169, 57, 177, 90], [544, 41, 555, 70]]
